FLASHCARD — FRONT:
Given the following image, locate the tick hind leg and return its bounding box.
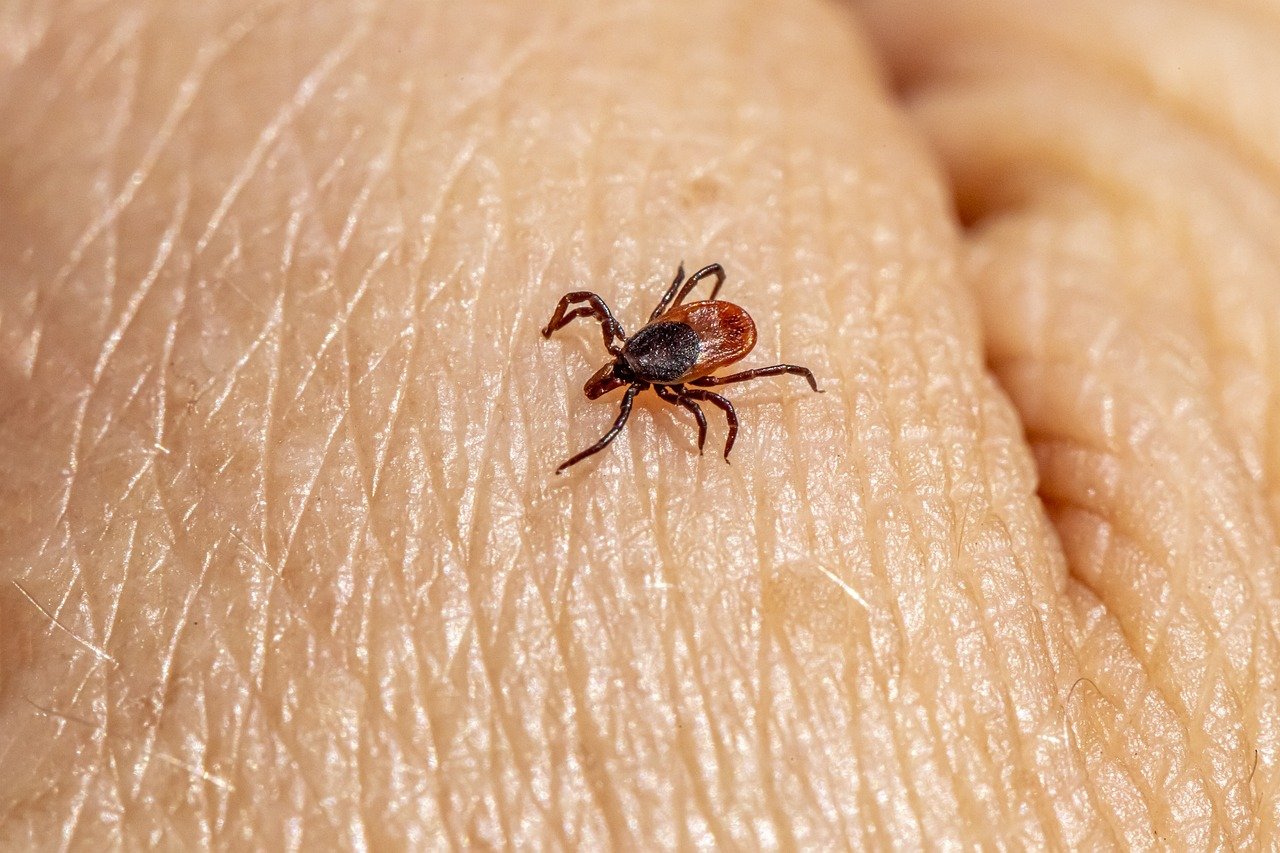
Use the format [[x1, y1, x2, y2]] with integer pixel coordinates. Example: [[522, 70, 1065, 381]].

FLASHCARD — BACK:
[[557, 384, 640, 473], [691, 363, 822, 393], [542, 291, 626, 355], [649, 262, 726, 321], [654, 384, 707, 453], [681, 388, 737, 460]]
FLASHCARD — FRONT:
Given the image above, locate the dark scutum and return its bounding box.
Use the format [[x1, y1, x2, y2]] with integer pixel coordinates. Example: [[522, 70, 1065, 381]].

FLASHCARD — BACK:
[[621, 321, 701, 382]]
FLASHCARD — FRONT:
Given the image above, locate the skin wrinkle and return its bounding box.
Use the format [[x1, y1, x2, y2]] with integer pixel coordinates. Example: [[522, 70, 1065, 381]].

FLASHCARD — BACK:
[[641, 440, 731, 841], [193, 12, 371, 256], [666, 630, 734, 847], [845, 419, 925, 844], [788, 89, 967, 835], [452, 261, 558, 847], [866, 0, 1280, 200], [1066, 588, 1220, 845], [911, 75, 1280, 401], [833, 377, 896, 846], [860, 1, 1280, 846], [1039, 377, 1261, 832], [136, 549, 215, 800], [228, 554, 354, 838], [38, 3, 278, 312], [941, 367, 1064, 837], [1008, 206, 1280, 758], [1078, 671, 1165, 839], [880, 284, 1008, 835], [5, 0, 1279, 846], [11, 582, 117, 666], [753, 632, 799, 847]]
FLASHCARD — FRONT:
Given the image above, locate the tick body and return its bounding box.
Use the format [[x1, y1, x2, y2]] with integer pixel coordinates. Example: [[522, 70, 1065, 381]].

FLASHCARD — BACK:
[[542, 262, 822, 473]]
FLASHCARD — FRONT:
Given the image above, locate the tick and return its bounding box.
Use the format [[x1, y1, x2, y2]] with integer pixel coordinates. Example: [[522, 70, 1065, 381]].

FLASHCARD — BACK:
[[542, 262, 822, 473]]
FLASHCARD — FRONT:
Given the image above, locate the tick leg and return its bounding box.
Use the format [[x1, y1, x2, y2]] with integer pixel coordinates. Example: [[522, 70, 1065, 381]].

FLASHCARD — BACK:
[[680, 263, 726, 303], [682, 388, 737, 461], [543, 291, 626, 355], [649, 262, 726, 321], [648, 262, 686, 322], [557, 384, 640, 473], [691, 364, 822, 392], [654, 383, 707, 453]]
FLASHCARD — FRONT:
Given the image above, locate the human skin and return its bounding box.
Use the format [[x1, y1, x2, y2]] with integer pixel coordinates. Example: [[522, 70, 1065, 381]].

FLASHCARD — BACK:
[[2, 0, 1280, 847]]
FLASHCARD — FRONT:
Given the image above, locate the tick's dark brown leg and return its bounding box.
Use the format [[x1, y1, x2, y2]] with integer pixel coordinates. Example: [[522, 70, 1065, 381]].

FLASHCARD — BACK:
[[679, 263, 726, 304], [649, 262, 726, 320], [681, 387, 738, 460], [557, 384, 640, 473], [648, 262, 686, 321], [691, 364, 822, 392], [654, 383, 707, 453], [542, 291, 626, 355]]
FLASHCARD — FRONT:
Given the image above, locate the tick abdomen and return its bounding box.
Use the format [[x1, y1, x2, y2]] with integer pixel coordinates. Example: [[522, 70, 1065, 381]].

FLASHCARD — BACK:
[[664, 301, 757, 380], [622, 321, 701, 382]]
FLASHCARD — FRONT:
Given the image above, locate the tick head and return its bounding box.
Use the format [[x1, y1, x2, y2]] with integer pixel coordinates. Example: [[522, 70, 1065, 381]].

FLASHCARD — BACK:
[[584, 361, 627, 399]]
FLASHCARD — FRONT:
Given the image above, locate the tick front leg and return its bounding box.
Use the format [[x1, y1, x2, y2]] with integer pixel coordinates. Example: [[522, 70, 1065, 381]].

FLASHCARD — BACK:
[[542, 291, 626, 355], [681, 388, 737, 461], [648, 262, 687, 322], [678, 263, 726, 304], [654, 384, 707, 454], [557, 384, 640, 473], [650, 262, 726, 321], [691, 364, 822, 392]]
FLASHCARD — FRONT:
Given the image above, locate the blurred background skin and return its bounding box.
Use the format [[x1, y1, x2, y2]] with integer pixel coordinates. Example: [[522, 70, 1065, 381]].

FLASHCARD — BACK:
[[3, 0, 1280, 846]]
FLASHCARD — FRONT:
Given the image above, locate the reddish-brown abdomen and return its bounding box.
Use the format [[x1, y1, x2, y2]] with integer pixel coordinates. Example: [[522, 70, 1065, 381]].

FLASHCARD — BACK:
[[664, 301, 756, 381]]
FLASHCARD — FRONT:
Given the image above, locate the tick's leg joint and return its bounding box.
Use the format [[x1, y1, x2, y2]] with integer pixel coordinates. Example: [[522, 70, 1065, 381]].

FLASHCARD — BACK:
[[648, 262, 687, 322], [556, 384, 640, 473], [680, 263, 726, 304], [543, 291, 626, 355], [681, 387, 737, 461], [655, 383, 707, 453], [651, 262, 727, 321]]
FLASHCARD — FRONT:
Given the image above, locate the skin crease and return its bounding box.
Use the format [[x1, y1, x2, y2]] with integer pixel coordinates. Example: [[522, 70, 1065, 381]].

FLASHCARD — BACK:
[[1, 0, 1279, 848]]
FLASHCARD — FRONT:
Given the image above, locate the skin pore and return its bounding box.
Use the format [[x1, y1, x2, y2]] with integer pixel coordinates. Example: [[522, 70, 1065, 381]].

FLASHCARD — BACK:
[[2, 0, 1280, 846]]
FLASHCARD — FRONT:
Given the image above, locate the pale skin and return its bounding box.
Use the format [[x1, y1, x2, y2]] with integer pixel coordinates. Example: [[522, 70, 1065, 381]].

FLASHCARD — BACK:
[[2, 0, 1280, 847]]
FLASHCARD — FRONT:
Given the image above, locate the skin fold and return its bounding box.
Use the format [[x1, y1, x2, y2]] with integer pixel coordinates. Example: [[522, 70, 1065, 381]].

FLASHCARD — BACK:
[[1, 0, 1278, 846]]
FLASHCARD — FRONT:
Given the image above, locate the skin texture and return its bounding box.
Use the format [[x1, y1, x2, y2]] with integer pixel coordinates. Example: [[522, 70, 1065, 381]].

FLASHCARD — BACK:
[[1, 0, 1279, 847]]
